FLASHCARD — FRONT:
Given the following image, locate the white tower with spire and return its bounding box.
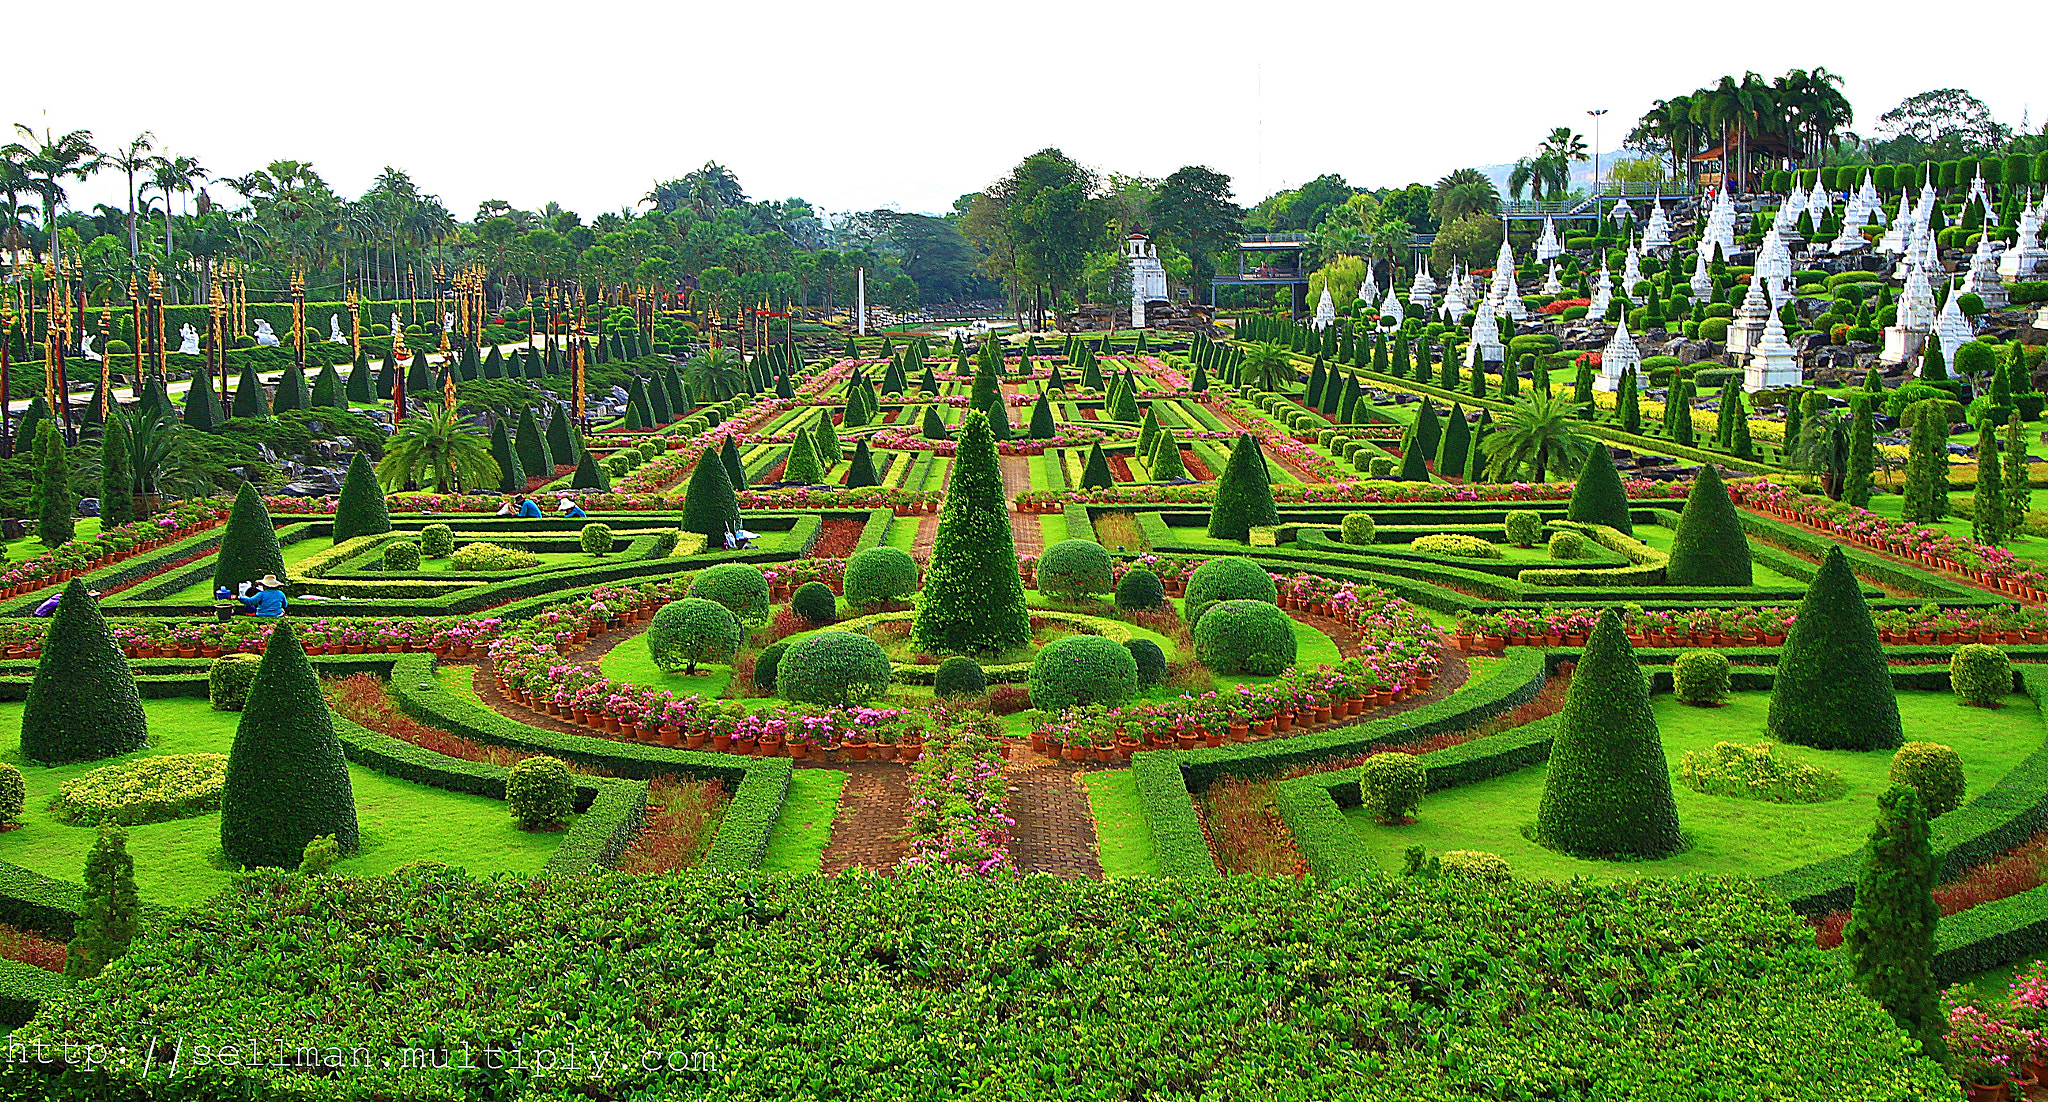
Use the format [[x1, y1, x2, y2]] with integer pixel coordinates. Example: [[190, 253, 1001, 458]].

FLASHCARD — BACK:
[[1881, 263, 1937, 367], [1595, 316, 1640, 392], [2000, 193, 2047, 279], [1408, 260, 1436, 312], [1728, 275, 1772, 361], [1964, 232, 2008, 308], [1535, 217, 1563, 262], [1311, 283, 1337, 331], [1357, 263, 1379, 308], [1934, 279, 1975, 357], [1689, 248, 1714, 299], [1642, 202, 1673, 252], [1620, 243, 1643, 304], [1746, 293, 1802, 391], [1588, 261, 1613, 320], [1467, 296, 1504, 367], [1124, 233, 1168, 328]]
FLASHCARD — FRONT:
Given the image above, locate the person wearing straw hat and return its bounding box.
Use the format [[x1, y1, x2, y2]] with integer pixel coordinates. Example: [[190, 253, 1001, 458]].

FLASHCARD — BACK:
[[236, 575, 289, 617]]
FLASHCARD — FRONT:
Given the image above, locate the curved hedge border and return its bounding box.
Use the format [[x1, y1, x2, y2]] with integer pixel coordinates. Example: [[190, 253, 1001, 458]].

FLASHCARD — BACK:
[[811, 608, 1136, 684], [1517, 522, 1666, 587]]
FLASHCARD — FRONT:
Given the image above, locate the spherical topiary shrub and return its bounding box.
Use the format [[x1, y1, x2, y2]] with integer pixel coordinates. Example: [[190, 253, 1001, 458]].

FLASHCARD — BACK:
[[843, 546, 919, 611], [580, 523, 616, 556], [1126, 639, 1167, 686], [1341, 513, 1377, 545], [382, 540, 422, 570], [1438, 850, 1511, 882], [0, 763, 23, 825], [506, 756, 575, 828], [208, 653, 263, 712], [689, 563, 771, 624], [1951, 644, 2012, 707], [1889, 741, 1966, 817], [1357, 753, 1425, 823], [419, 523, 454, 558], [1184, 556, 1278, 627], [934, 656, 988, 699], [753, 641, 789, 693], [1028, 634, 1138, 712], [1547, 530, 1586, 560], [1672, 650, 1731, 706], [779, 631, 894, 707], [1193, 599, 1297, 675], [792, 581, 838, 625], [1115, 567, 1164, 611], [1035, 539, 1115, 601], [646, 598, 743, 675], [1410, 533, 1503, 559], [1505, 511, 1544, 547]]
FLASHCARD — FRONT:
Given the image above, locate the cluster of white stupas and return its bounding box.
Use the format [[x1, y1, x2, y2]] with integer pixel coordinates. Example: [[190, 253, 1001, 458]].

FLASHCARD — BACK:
[[1409, 260, 1437, 313], [1588, 261, 1613, 320], [1699, 189, 1739, 261], [1642, 202, 1673, 251], [1487, 237, 1526, 321], [1999, 195, 2047, 281], [1535, 216, 1563, 262]]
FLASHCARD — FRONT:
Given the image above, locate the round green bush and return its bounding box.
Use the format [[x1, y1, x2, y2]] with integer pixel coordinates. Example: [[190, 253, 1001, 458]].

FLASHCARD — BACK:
[[1358, 753, 1425, 823], [1028, 634, 1138, 712], [1951, 644, 2011, 706], [1035, 539, 1115, 601], [1673, 650, 1732, 705], [1193, 599, 1297, 675], [53, 753, 229, 825], [419, 523, 454, 558], [934, 656, 988, 699], [382, 540, 421, 570], [452, 542, 542, 570], [646, 598, 743, 674], [1890, 741, 1966, 817], [1341, 513, 1377, 545], [1126, 639, 1167, 686], [791, 581, 838, 624], [580, 523, 615, 556], [843, 546, 919, 611], [1184, 557, 1278, 627], [1438, 850, 1511, 882], [208, 653, 263, 712], [1547, 531, 1586, 560], [753, 641, 789, 692], [1115, 567, 1164, 610], [506, 756, 575, 828], [779, 631, 894, 707], [1410, 533, 1503, 559], [0, 763, 20, 825], [689, 563, 771, 624], [1505, 511, 1543, 547]]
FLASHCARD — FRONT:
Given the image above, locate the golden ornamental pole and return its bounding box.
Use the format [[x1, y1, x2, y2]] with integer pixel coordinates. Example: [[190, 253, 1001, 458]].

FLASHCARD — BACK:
[[347, 286, 361, 358], [291, 270, 306, 372], [129, 273, 143, 397], [149, 269, 167, 386]]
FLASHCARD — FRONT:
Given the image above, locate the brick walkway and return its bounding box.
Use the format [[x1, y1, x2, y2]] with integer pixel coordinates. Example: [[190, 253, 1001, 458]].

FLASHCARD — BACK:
[[818, 765, 912, 873], [1003, 756, 1104, 878], [1001, 455, 1044, 557]]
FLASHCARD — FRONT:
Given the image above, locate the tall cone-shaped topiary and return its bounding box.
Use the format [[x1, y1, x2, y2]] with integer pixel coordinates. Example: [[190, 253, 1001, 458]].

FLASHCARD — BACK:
[[1080, 441, 1114, 489], [1414, 401, 1442, 459], [1844, 784, 1946, 1060], [1029, 393, 1056, 438], [183, 367, 220, 431], [215, 481, 288, 591], [1398, 423, 1430, 482], [1436, 403, 1470, 479], [309, 359, 340, 408], [1150, 426, 1187, 480], [814, 410, 842, 467], [21, 579, 147, 764], [571, 448, 610, 491], [1566, 444, 1633, 534], [407, 349, 432, 393], [490, 420, 526, 493], [719, 436, 748, 491], [220, 620, 359, 868], [783, 429, 824, 484], [846, 437, 879, 488], [912, 410, 1031, 655], [271, 358, 308, 414], [1665, 465, 1751, 585], [1207, 432, 1280, 540], [346, 349, 374, 402], [515, 405, 552, 477], [1137, 406, 1160, 457], [100, 413, 134, 528], [1532, 608, 1685, 859], [546, 403, 576, 472], [681, 446, 740, 538], [233, 360, 267, 419], [332, 452, 392, 545], [15, 396, 49, 454], [1770, 546, 1901, 750]]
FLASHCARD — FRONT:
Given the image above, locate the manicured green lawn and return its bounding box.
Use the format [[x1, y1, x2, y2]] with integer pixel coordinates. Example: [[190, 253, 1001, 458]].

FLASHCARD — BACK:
[[0, 697, 564, 907], [162, 535, 337, 602], [1631, 523, 1807, 587], [1081, 768, 1160, 877], [2, 518, 102, 557], [598, 633, 737, 700], [1344, 690, 2043, 882], [758, 768, 845, 874]]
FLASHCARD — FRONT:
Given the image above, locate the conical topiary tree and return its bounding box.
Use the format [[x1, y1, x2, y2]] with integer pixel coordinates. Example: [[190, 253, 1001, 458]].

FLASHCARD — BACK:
[[1844, 784, 1946, 1060], [1436, 403, 1471, 479], [271, 358, 308, 414], [846, 438, 879, 488], [1080, 441, 1114, 489], [681, 446, 740, 538], [490, 420, 526, 493], [63, 822, 139, 980], [34, 422, 74, 548], [1206, 432, 1280, 540], [1769, 545, 1902, 750], [220, 620, 359, 868], [232, 360, 267, 419], [1398, 423, 1431, 481], [1531, 608, 1685, 859], [407, 349, 432, 393], [100, 412, 134, 527], [332, 452, 392, 544], [721, 435, 748, 490], [21, 579, 147, 764], [1029, 393, 1056, 438], [912, 410, 1031, 655], [309, 359, 340, 408], [1665, 465, 1751, 585], [814, 410, 842, 467], [346, 349, 374, 403], [183, 367, 219, 431], [515, 406, 553, 477], [1150, 426, 1187, 480], [571, 449, 610, 491], [783, 429, 824, 484], [215, 481, 288, 591], [922, 405, 952, 440], [1566, 444, 1633, 534], [546, 403, 576, 472]]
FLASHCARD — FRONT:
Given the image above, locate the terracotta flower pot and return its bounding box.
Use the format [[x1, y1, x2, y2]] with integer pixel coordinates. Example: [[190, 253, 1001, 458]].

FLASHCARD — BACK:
[[1413, 676, 1435, 693], [1253, 721, 1274, 737], [759, 737, 783, 757], [1274, 713, 1292, 734], [1227, 722, 1249, 743], [683, 731, 706, 749], [712, 734, 734, 752], [620, 723, 641, 741], [872, 743, 896, 762], [1295, 708, 1316, 728], [1175, 732, 1199, 751]]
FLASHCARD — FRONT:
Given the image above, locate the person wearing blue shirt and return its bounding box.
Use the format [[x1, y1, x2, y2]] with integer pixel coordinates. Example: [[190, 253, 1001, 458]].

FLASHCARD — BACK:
[[516, 495, 544, 518], [555, 496, 587, 519], [237, 575, 289, 617]]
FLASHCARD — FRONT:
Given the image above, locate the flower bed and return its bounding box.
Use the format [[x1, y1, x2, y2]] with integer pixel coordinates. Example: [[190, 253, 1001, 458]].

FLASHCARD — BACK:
[[1456, 602, 2048, 649], [1016, 477, 1677, 509], [899, 726, 1013, 877], [1738, 481, 2048, 595], [0, 500, 226, 596]]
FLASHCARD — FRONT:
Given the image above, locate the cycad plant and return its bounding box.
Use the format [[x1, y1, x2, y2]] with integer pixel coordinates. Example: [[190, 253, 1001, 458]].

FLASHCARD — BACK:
[[1479, 391, 1592, 482], [375, 405, 500, 493]]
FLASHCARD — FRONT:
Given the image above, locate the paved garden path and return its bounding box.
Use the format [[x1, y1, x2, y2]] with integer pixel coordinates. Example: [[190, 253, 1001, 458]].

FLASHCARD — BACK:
[[1002, 757, 1104, 878], [1000, 455, 1044, 558], [818, 765, 913, 874]]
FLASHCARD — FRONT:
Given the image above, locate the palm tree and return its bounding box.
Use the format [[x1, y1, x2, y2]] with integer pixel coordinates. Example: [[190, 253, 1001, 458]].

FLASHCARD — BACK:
[[114, 410, 187, 509], [1238, 342, 1295, 392], [4, 123, 102, 258], [1480, 391, 1592, 482], [105, 131, 158, 260], [143, 153, 204, 294], [1430, 169, 1500, 224], [683, 347, 748, 401], [375, 405, 499, 493]]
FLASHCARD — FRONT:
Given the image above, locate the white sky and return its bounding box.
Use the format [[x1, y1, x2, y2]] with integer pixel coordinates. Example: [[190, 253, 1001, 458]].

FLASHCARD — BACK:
[[10, 0, 2041, 224]]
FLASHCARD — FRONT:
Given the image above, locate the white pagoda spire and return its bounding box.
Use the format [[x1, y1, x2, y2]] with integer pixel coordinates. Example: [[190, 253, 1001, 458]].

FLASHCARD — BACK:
[[1541, 261, 1563, 296], [1596, 315, 1640, 392], [1897, 263, 1937, 332], [1312, 283, 1337, 331], [1935, 279, 1974, 356], [1620, 243, 1643, 304], [1408, 259, 1436, 312], [1467, 295, 1503, 366], [1965, 231, 2008, 308], [1588, 261, 1613, 320], [1535, 216, 1563, 262], [1642, 202, 1672, 251], [1746, 291, 1801, 390], [1729, 274, 1772, 360], [1610, 197, 1633, 225], [1377, 286, 1403, 326], [1357, 264, 1378, 306]]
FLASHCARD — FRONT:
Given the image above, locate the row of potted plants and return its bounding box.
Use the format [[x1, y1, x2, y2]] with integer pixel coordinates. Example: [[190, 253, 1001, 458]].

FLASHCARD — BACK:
[[0, 613, 508, 661], [0, 500, 227, 597], [1011, 476, 1680, 509], [1736, 481, 2048, 596], [761, 559, 846, 599], [1946, 964, 2048, 1101], [897, 726, 1013, 877], [1455, 602, 2048, 651]]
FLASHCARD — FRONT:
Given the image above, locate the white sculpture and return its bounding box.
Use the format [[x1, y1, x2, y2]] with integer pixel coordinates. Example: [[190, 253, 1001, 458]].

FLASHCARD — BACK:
[[330, 314, 347, 343], [1746, 294, 1802, 391], [1595, 316, 1640, 392], [1935, 280, 1975, 358], [1124, 234, 1168, 329], [79, 331, 101, 362], [443, 311, 455, 334], [1535, 217, 1563, 262], [1588, 262, 1613, 321], [1357, 264, 1378, 307], [1377, 286, 1403, 326], [1311, 284, 1336, 331], [1642, 202, 1672, 252], [253, 319, 279, 347], [1541, 262, 1563, 296], [390, 312, 402, 337], [1965, 233, 2009, 308], [1689, 249, 1715, 300], [1620, 244, 1643, 304], [1882, 263, 1937, 366], [1407, 260, 1435, 312], [177, 324, 200, 356], [1729, 276, 1772, 361], [2000, 194, 2047, 280], [1466, 296, 1504, 367]]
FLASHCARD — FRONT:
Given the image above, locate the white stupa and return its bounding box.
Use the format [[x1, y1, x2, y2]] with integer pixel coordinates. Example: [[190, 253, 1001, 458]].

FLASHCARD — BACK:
[[1965, 232, 2009, 308], [1442, 264, 1470, 323], [1312, 283, 1337, 331], [1806, 179, 1832, 221], [1541, 262, 1563, 296], [1357, 264, 1379, 308], [1882, 262, 1937, 366], [1595, 316, 1640, 392], [1642, 202, 1673, 252], [1877, 194, 1913, 255], [1378, 286, 1404, 327], [1728, 275, 1772, 360], [1702, 189, 1738, 260], [2000, 193, 2047, 279], [1620, 244, 1643, 304], [1745, 293, 1802, 391], [1610, 197, 1634, 225], [1124, 233, 1168, 328], [1408, 260, 1436, 312], [1467, 296, 1503, 366], [1966, 165, 1991, 212], [1535, 216, 1563, 262], [1689, 248, 1714, 299], [1588, 262, 1614, 321], [1754, 228, 1794, 301], [1935, 280, 1975, 357]]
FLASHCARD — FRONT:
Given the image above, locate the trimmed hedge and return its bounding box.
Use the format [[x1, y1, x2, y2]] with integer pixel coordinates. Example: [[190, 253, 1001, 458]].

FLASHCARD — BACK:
[[20, 581, 148, 765], [845, 545, 919, 610], [1028, 634, 1139, 711], [219, 622, 360, 868], [689, 563, 772, 624], [777, 631, 893, 707], [646, 598, 743, 674], [1769, 547, 1902, 752], [1035, 539, 1115, 600], [1184, 556, 1278, 627], [1192, 599, 1296, 674]]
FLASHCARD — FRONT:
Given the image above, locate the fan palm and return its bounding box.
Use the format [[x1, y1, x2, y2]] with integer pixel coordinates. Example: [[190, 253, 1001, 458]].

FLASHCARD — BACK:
[[376, 405, 499, 493], [684, 347, 748, 401], [118, 410, 186, 503], [1480, 391, 1592, 482], [1239, 342, 1296, 392], [1431, 169, 1500, 224]]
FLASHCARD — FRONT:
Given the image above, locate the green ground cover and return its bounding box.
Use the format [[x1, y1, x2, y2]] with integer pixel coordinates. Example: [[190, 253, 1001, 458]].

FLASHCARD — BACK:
[[758, 768, 845, 874], [160, 535, 351, 601], [1080, 768, 1161, 876], [0, 697, 564, 907], [1864, 492, 2048, 569], [597, 635, 738, 700], [2, 518, 103, 557], [1343, 690, 2042, 882]]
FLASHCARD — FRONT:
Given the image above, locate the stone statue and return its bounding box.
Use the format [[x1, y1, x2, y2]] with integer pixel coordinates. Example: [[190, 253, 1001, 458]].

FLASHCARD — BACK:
[[253, 318, 279, 346], [79, 331, 101, 362], [442, 312, 455, 333], [390, 312, 401, 337], [330, 314, 347, 343], [178, 324, 200, 355]]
